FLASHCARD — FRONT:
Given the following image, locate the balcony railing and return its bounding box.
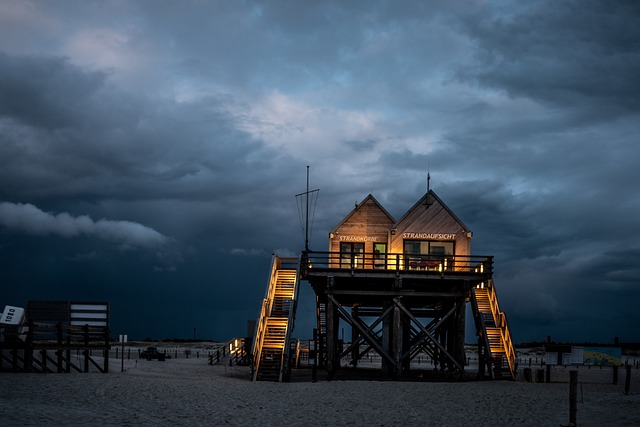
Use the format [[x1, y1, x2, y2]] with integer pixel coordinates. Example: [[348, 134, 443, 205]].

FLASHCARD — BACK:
[[301, 251, 493, 275]]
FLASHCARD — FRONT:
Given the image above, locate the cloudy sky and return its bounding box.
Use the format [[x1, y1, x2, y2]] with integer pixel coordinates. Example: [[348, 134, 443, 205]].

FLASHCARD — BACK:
[[1, 0, 638, 343]]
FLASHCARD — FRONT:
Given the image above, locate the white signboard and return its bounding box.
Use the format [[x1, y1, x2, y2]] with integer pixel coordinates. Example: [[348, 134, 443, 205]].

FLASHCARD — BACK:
[[0, 306, 25, 325]]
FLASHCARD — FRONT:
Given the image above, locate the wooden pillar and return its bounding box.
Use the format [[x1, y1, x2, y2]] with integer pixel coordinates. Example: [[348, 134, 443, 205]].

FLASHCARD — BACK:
[[477, 334, 486, 379], [454, 297, 466, 370], [83, 325, 90, 373], [326, 294, 338, 379], [351, 306, 359, 368], [65, 328, 71, 373], [104, 327, 109, 373], [57, 322, 63, 373], [402, 311, 411, 373], [391, 301, 402, 379], [382, 300, 393, 377], [24, 320, 34, 372]]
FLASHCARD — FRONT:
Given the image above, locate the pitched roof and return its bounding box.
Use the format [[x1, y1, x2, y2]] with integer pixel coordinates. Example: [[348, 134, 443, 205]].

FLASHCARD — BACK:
[[394, 189, 470, 232], [330, 193, 396, 232]]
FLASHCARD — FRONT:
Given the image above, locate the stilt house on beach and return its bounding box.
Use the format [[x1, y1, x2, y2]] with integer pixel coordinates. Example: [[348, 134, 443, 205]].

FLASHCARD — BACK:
[[252, 187, 515, 381]]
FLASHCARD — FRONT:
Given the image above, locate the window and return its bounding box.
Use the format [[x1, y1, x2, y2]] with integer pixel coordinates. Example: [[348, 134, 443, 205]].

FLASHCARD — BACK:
[[340, 242, 364, 269], [403, 240, 454, 270]]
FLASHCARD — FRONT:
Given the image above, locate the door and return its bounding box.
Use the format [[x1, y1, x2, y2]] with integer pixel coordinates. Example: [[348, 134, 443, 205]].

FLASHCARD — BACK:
[[373, 243, 387, 269], [340, 242, 364, 269]]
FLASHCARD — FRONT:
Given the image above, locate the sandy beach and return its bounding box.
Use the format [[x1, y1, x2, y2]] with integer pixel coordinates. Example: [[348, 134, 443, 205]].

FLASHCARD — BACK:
[[1, 348, 639, 427]]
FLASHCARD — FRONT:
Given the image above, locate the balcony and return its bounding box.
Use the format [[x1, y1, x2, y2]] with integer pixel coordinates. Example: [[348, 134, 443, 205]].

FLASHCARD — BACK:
[[301, 251, 492, 278]]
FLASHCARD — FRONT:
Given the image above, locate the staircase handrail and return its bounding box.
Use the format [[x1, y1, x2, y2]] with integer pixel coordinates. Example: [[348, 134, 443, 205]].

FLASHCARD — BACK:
[[280, 257, 300, 381], [471, 286, 496, 377], [498, 312, 516, 377], [252, 255, 280, 381], [486, 280, 516, 379]]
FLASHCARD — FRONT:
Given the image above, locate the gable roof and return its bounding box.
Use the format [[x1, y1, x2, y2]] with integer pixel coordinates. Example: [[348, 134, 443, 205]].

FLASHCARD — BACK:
[[330, 193, 396, 232], [394, 189, 470, 232]]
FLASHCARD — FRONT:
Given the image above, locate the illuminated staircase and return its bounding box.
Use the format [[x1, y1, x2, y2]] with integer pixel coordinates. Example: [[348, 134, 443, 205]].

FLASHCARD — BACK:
[[252, 257, 299, 381], [472, 280, 516, 379]]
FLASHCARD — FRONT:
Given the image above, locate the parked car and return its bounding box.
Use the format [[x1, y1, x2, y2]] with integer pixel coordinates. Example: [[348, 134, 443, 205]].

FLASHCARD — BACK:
[[140, 346, 171, 361]]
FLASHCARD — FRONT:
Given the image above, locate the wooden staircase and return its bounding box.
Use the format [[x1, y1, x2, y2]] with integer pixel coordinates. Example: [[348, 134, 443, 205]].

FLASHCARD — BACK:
[[252, 257, 299, 381], [472, 280, 516, 379]]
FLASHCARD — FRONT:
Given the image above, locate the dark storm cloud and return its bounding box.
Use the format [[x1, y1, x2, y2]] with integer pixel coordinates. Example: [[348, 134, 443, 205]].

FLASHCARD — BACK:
[[0, 52, 299, 205], [0, 201, 168, 249], [0, 0, 638, 343], [459, 1, 640, 118], [0, 53, 109, 129]]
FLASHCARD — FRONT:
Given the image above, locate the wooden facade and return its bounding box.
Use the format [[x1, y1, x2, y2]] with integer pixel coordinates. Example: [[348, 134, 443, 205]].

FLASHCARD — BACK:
[[301, 189, 513, 380], [328, 195, 395, 269]]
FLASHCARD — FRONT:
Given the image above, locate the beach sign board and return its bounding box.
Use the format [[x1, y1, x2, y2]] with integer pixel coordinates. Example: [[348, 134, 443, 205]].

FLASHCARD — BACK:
[[1, 306, 25, 325], [582, 347, 622, 366]]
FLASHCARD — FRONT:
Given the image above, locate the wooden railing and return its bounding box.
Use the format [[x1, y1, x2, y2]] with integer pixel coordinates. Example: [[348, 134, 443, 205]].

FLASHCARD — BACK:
[[251, 256, 300, 381], [301, 251, 493, 275], [0, 321, 110, 373], [281, 259, 300, 381], [486, 280, 516, 379], [251, 256, 279, 380]]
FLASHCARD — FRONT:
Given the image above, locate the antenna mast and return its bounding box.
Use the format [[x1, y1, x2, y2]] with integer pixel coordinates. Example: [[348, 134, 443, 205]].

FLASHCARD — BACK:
[[306, 166, 310, 251], [295, 166, 319, 252]]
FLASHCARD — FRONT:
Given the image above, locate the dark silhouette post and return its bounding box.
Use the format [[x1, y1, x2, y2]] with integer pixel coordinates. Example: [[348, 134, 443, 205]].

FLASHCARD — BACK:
[[569, 370, 578, 426]]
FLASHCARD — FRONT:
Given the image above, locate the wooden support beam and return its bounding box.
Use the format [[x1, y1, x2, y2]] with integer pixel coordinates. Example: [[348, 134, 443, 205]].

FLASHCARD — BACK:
[[328, 295, 396, 367], [394, 298, 464, 373], [329, 290, 464, 298]]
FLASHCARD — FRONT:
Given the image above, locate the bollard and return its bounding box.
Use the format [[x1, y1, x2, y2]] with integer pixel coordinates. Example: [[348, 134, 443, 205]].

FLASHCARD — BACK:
[[625, 365, 632, 395], [546, 364, 551, 383], [569, 370, 577, 426]]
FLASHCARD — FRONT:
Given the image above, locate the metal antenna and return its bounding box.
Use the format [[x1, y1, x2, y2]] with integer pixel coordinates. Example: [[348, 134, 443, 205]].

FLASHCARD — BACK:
[[295, 166, 319, 251], [306, 166, 309, 251]]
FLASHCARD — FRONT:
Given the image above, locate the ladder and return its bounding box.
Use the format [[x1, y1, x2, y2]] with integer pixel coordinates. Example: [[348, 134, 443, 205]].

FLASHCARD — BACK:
[[252, 257, 299, 381], [471, 280, 516, 379]]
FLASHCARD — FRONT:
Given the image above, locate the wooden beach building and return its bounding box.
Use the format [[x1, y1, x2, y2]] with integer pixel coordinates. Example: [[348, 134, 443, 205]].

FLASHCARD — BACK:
[[252, 188, 515, 381]]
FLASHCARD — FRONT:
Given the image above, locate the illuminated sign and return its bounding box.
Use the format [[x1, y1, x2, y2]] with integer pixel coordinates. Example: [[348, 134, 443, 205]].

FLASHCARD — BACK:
[[338, 236, 380, 242], [402, 233, 456, 240]]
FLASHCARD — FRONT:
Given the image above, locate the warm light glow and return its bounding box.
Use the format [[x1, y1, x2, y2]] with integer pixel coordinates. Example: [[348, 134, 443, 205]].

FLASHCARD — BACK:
[[229, 343, 233, 352]]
